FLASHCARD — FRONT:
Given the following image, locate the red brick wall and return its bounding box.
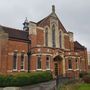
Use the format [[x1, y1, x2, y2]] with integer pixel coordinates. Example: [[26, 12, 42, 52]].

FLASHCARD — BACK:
[[65, 57, 80, 78], [0, 38, 8, 74], [30, 34, 37, 47], [8, 40, 28, 52], [6, 39, 28, 73], [70, 41, 74, 51], [30, 56, 37, 71], [78, 49, 88, 72], [37, 29, 44, 45], [64, 35, 70, 49], [64, 35, 74, 51], [37, 17, 50, 28], [41, 55, 46, 70]]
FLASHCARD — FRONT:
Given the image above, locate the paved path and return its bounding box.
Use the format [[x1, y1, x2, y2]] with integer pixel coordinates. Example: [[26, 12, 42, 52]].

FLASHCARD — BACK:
[[0, 80, 56, 90], [21, 80, 56, 90]]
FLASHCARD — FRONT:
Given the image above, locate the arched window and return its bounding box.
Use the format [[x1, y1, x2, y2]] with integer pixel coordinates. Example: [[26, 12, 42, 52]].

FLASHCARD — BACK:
[[45, 28, 48, 46], [46, 55, 50, 69], [37, 55, 41, 69], [52, 25, 56, 47], [59, 31, 62, 48], [21, 52, 25, 70], [13, 51, 17, 70], [76, 58, 79, 69], [68, 58, 72, 69]]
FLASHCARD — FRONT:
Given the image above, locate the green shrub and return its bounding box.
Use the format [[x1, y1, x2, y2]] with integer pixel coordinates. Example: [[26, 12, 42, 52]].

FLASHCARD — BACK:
[[0, 71, 53, 87], [0, 75, 6, 87]]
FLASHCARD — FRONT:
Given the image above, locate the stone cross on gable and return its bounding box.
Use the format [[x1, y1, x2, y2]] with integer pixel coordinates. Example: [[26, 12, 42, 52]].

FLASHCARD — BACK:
[[52, 5, 55, 13]]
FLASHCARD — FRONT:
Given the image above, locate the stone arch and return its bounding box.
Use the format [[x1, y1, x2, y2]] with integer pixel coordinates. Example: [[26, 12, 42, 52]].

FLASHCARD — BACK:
[[53, 55, 63, 76], [53, 55, 63, 62]]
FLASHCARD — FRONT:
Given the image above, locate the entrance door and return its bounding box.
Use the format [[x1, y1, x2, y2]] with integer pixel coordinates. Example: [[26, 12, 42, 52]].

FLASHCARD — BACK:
[[54, 63, 58, 76], [53, 55, 63, 76]]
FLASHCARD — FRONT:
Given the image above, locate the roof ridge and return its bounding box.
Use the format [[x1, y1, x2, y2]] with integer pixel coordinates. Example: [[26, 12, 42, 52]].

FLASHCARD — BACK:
[[0, 25, 25, 32], [75, 41, 84, 47]]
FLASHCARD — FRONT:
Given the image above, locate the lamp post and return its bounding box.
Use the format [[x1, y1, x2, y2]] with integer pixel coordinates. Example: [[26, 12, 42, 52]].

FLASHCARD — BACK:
[[27, 40, 31, 73], [23, 17, 31, 73], [27, 25, 31, 73], [54, 59, 59, 89], [55, 64, 59, 89]]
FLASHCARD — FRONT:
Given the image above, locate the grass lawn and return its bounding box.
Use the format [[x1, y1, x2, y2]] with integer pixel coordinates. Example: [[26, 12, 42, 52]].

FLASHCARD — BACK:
[[59, 83, 90, 90], [78, 83, 90, 90]]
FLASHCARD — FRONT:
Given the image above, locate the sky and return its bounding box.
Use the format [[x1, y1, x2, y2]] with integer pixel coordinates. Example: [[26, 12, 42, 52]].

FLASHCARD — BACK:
[[0, 0, 90, 51]]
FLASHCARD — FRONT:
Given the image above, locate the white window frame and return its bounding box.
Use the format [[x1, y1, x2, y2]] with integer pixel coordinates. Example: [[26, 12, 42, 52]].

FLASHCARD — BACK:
[[20, 53, 25, 71], [46, 55, 50, 70], [68, 58, 72, 69], [76, 59, 79, 70], [36, 55, 42, 70], [12, 52, 18, 71]]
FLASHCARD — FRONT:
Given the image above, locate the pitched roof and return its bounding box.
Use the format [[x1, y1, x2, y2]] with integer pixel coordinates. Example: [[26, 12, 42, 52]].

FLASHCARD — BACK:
[[74, 41, 86, 50], [0, 25, 28, 40], [37, 14, 51, 25], [37, 12, 67, 33]]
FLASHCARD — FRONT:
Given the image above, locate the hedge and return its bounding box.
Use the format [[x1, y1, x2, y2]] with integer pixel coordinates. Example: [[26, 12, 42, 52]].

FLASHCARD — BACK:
[[0, 71, 53, 87]]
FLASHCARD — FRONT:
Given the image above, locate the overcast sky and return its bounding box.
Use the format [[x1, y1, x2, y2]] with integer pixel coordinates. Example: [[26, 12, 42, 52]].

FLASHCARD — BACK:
[[0, 0, 90, 51]]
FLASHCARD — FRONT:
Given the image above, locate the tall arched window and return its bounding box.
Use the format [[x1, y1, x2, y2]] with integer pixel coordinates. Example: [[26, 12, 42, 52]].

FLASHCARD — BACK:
[[46, 55, 50, 69], [37, 55, 41, 69], [76, 58, 79, 69], [21, 52, 25, 70], [52, 25, 56, 47], [68, 58, 72, 69], [45, 28, 48, 47], [59, 31, 62, 48], [13, 51, 17, 70]]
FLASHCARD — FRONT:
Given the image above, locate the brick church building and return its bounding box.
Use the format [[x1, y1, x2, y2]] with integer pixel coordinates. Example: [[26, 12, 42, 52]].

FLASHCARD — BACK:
[[0, 6, 88, 78]]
